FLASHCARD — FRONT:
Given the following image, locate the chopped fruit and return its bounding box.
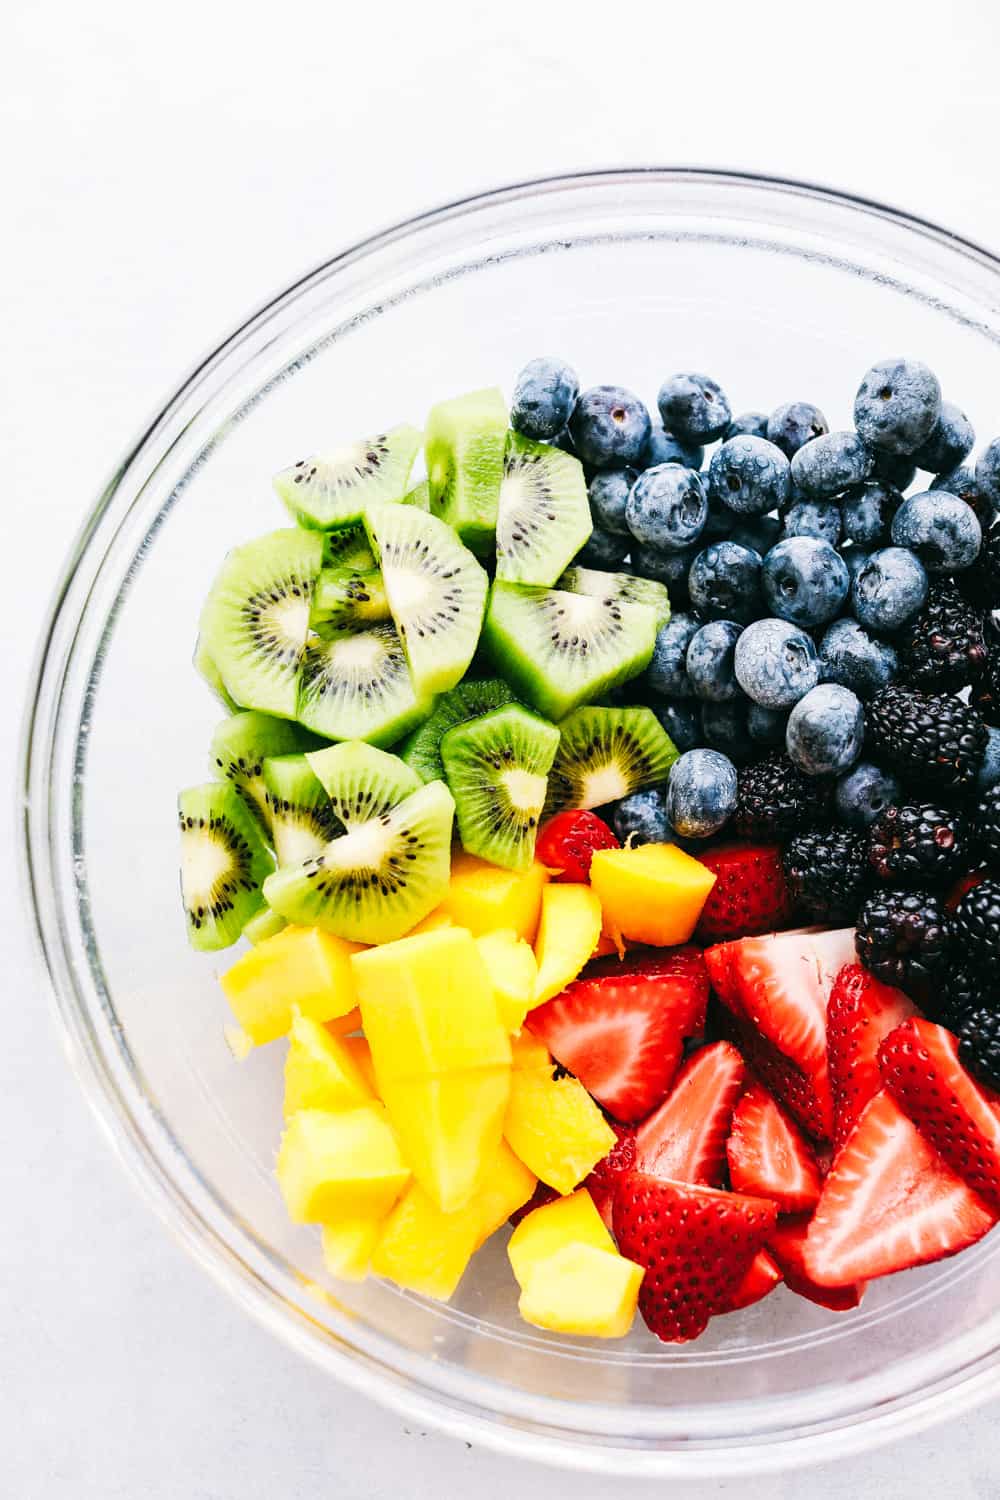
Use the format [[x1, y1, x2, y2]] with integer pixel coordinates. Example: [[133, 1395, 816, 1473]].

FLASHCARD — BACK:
[[473, 1143, 538, 1250], [507, 1187, 614, 1288], [767, 1217, 865, 1311], [803, 1091, 996, 1286], [584, 1121, 637, 1229], [475, 929, 538, 1033], [531, 883, 603, 1006], [219, 926, 363, 1046], [508, 1180, 560, 1227], [326, 1007, 362, 1038], [504, 1066, 616, 1194], [717, 1006, 834, 1143], [724, 1249, 783, 1312], [276, 1105, 410, 1223], [341, 1035, 377, 1095], [945, 870, 985, 914], [535, 809, 620, 883], [694, 843, 793, 941], [405, 907, 454, 935], [827, 964, 917, 1152], [518, 1244, 644, 1338], [321, 1217, 382, 1282], [371, 1181, 482, 1300], [352, 927, 511, 1083], [379, 1068, 510, 1213], [509, 1030, 554, 1072], [283, 1013, 373, 1118], [425, 386, 507, 556], [726, 1083, 822, 1214], [636, 1041, 746, 1186], [593, 930, 619, 959], [879, 1018, 1000, 1213], [589, 843, 717, 950], [440, 851, 548, 942], [613, 1173, 777, 1343]]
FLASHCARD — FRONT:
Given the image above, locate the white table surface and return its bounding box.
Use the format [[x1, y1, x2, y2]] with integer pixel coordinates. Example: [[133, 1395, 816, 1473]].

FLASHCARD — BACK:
[[7, 2, 1000, 1492]]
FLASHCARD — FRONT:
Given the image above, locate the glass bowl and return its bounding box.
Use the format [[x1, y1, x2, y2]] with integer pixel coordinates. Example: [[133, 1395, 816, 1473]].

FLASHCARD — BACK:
[[23, 168, 1000, 1477]]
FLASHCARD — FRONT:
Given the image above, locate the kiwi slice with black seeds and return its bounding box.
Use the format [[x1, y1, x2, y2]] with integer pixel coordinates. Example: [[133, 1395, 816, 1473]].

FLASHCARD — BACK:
[[241, 906, 287, 944], [262, 779, 455, 944], [305, 740, 422, 827], [322, 524, 377, 572], [310, 565, 390, 635], [296, 622, 429, 746], [262, 754, 345, 866], [194, 637, 240, 712], [398, 678, 515, 783], [544, 706, 679, 816], [273, 424, 422, 530], [441, 704, 560, 870], [425, 387, 507, 555], [210, 711, 325, 830], [178, 783, 274, 951], [496, 432, 591, 586], [557, 565, 672, 628], [402, 479, 431, 510]]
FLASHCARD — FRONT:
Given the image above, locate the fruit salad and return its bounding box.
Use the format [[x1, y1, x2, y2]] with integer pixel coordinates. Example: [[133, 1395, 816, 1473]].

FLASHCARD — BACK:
[[178, 355, 1000, 1344]]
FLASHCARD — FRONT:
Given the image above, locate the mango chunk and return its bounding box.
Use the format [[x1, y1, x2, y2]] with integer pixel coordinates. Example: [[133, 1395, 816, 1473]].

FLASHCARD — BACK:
[[405, 906, 455, 936], [474, 1142, 538, 1250], [476, 928, 539, 1032], [504, 1067, 615, 1193], [510, 1030, 553, 1073], [341, 1035, 378, 1096], [532, 883, 603, 1005], [283, 1013, 373, 1118], [507, 1187, 614, 1288], [325, 1006, 362, 1037], [321, 1216, 382, 1281], [372, 1181, 482, 1300], [589, 843, 716, 949], [440, 851, 548, 941], [220, 926, 362, 1045], [381, 1067, 510, 1212], [276, 1105, 409, 1223], [519, 1244, 644, 1338]]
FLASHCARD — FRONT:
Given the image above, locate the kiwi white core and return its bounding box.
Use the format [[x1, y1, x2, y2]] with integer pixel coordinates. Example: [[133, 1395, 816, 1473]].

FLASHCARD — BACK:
[[502, 768, 549, 814], [265, 594, 311, 652], [579, 764, 631, 807], [181, 826, 234, 903], [322, 817, 393, 873], [328, 632, 390, 673], [384, 567, 434, 614]]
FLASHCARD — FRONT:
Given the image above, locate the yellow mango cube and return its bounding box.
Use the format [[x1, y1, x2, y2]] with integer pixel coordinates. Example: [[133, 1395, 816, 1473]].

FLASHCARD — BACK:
[[507, 1187, 614, 1288], [321, 1216, 382, 1281], [404, 906, 455, 936], [371, 1181, 483, 1300], [510, 1030, 553, 1072], [589, 843, 717, 949], [325, 1006, 362, 1037], [519, 1244, 644, 1338], [283, 1013, 373, 1118], [474, 1142, 538, 1250], [341, 1035, 378, 1096], [220, 926, 362, 1045], [381, 1067, 510, 1212], [532, 883, 603, 1006], [276, 1105, 409, 1223], [504, 1067, 615, 1194], [440, 851, 548, 941], [476, 929, 539, 1032]]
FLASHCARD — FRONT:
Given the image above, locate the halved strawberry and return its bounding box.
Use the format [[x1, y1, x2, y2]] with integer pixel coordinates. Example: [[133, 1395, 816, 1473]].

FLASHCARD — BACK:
[[723, 1248, 783, 1312], [715, 1005, 833, 1143], [583, 1120, 636, 1230], [880, 1017, 1000, 1213], [535, 809, 619, 883], [827, 964, 917, 1153], [635, 1041, 745, 1187], [704, 940, 743, 1012], [695, 843, 793, 942], [612, 1172, 777, 1342], [767, 1217, 865, 1311], [726, 1082, 822, 1214], [803, 1090, 996, 1287]]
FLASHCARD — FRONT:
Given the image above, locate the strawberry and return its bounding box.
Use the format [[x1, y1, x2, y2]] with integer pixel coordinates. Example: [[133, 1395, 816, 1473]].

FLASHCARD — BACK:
[[827, 964, 917, 1153], [635, 1041, 745, 1187], [612, 1172, 777, 1342], [528, 949, 709, 1123], [723, 1248, 783, 1312], [715, 1005, 833, 1143], [535, 809, 619, 882], [583, 1121, 636, 1230], [726, 1081, 822, 1214], [704, 939, 743, 1012], [695, 843, 793, 941], [880, 1017, 1000, 1213], [767, 1217, 865, 1312], [803, 1090, 996, 1287]]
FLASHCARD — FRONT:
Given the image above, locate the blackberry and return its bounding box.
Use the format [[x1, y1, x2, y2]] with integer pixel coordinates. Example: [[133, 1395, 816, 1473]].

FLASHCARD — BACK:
[[867, 803, 968, 886], [959, 1008, 1000, 1093], [922, 963, 986, 1032], [731, 751, 832, 840], [951, 879, 1000, 973], [972, 645, 1000, 727], [900, 581, 987, 691], [865, 686, 988, 792], [959, 522, 1000, 609], [782, 829, 868, 923], [972, 782, 1000, 868], [855, 888, 951, 1002]]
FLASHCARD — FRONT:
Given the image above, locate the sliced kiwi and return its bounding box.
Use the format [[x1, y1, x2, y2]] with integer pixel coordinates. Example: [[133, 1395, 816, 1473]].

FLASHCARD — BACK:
[[194, 637, 240, 712], [425, 387, 507, 555], [440, 704, 560, 870], [481, 581, 660, 721], [262, 779, 455, 944], [305, 740, 422, 827], [496, 432, 591, 586], [262, 753, 344, 865], [210, 711, 323, 830], [310, 565, 390, 635], [323, 524, 377, 572], [296, 622, 429, 746], [273, 424, 422, 530], [544, 706, 679, 815], [398, 678, 516, 782], [402, 479, 431, 510], [364, 504, 489, 696], [557, 565, 671, 628], [178, 783, 274, 951], [198, 528, 323, 719], [242, 906, 287, 944]]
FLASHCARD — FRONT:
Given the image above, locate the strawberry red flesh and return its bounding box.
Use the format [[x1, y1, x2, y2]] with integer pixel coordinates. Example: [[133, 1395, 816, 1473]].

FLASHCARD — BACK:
[[723, 1248, 783, 1312], [715, 1005, 833, 1143], [767, 1216, 865, 1311], [827, 963, 917, 1152], [535, 809, 619, 883], [583, 1120, 636, 1230], [726, 1081, 822, 1214], [635, 1041, 745, 1187], [695, 843, 793, 941]]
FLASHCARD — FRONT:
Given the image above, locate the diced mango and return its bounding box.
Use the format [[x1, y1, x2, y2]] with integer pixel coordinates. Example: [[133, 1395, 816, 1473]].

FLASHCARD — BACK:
[[321, 1216, 382, 1281], [220, 926, 362, 1045], [353, 927, 511, 1083], [405, 906, 455, 936], [325, 1006, 362, 1037], [440, 852, 548, 941], [510, 1030, 553, 1073], [381, 1067, 510, 1212], [532, 883, 603, 1006], [283, 1013, 373, 1118], [519, 1244, 644, 1338], [276, 1105, 409, 1223], [474, 1142, 538, 1250], [589, 843, 717, 949], [476, 928, 539, 1032], [507, 1187, 614, 1288], [342, 1035, 378, 1096], [504, 1067, 616, 1193], [371, 1181, 482, 1300]]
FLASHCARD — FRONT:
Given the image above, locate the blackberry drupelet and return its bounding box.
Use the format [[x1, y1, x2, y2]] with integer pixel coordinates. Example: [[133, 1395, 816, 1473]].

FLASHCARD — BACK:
[[972, 782, 1000, 867], [951, 880, 1000, 973], [959, 1008, 1000, 1093], [867, 803, 968, 886], [922, 963, 987, 1033], [972, 646, 1000, 727], [865, 685, 988, 792], [959, 523, 1000, 609], [782, 829, 869, 923], [900, 581, 987, 691], [855, 888, 951, 1001], [731, 750, 832, 840]]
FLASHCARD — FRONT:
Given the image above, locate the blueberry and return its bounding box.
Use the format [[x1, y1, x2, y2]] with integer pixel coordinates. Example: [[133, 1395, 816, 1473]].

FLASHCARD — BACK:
[[841, 544, 872, 584], [686, 619, 743, 702], [977, 438, 1000, 506], [511, 357, 580, 441], [631, 543, 696, 604], [610, 787, 671, 845], [791, 430, 873, 498], [644, 612, 702, 699], [912, 401, 975, 474], [658, 373, 732, 445], [701, 699, 754, 764], [643, 425, 704, 471], [708, 435, 791, 516], [651, 700, 704, 752], [854, 357, 942, 455], [734, 617, 820, 709], [931, 465, 996, 528], [573, 525, 630, 569], [666, 748, 738, 838], [725, 410, 769, 441], [570, 385, 652, 469], [840, 481, 902, 546], [767, 401, 829, 459], [819, 618, 898, 699], [781, 499, 842, 547], [871, 450, 917, 491], [747, 702, 789, 746], [587, 468, 637, 536], [688, 542, 763, 623], [626, 465, 708, 551], [851, 546, 928, 632], [786, 684, 864, 776], [891, 491, 982, 572], [550, 429, 577, 456], [701, 493, 740, 543], [835, 761, 902, 828], [978, 727, 1000, 791], [729, 515, 783, 555], [761, 537, 849, 628]]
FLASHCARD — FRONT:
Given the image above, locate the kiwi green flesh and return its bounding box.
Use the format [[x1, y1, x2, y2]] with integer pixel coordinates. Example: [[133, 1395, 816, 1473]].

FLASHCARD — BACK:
[[273, 424, 422, 530], [441, 704, 559, 871], [482, 582, 659, 721], [305, 740, 422, 828], [323, 524, 376, 572], [211, 712, 325, 831], [557, 566, 671, 628], [496, 431, 592, 587], [242, 906, 288, 944], [262, 779, 455, 945], [179, 783, 274, 951], [402, 479, 431, 510], [296, 622, 430, 747], [262, 754, 345, 866], [311, 565, 391, 635], [425, 387, 507, 557], [194, 638, 240, 712], [544, 706, 679, 816], [398, 678, 515, 783]]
